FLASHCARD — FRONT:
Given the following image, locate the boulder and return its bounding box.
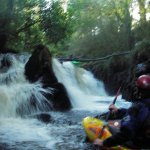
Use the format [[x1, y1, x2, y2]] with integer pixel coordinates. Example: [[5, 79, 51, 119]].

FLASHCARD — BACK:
[[48, 83, 72, 111], [122, 40, 150, 101], [28, 113, 52, 123], [122, 60, 150, 101], [0, 54, 13, 73], [25, 44, 58, 84], [25, 44, 71, 111]]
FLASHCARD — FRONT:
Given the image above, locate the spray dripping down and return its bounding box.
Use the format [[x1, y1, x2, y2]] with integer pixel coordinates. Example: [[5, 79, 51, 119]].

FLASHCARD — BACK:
[[0, 82, 54, 118], [0, 54, 54, 118]]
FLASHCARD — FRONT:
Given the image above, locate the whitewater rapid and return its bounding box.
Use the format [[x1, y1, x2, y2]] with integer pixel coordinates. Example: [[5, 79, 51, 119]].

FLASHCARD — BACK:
[[0, 53, 130, 150]]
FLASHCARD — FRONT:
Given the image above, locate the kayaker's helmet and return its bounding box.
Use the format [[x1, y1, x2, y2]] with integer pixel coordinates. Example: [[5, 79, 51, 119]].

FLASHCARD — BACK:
[[136, 74, 150, 89]]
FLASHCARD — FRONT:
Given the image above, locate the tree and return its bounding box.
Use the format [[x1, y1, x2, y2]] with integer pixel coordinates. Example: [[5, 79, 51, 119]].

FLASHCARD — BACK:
[[0, 0, 72, 52], [41, 0, 71, 45], [0, 0, 14, 51], [67, 0, 134, 57], [133, 0, 150, 42]]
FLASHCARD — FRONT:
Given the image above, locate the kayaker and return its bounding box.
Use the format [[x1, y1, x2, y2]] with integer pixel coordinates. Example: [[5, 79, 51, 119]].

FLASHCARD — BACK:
[[94, 74, 150, 149]]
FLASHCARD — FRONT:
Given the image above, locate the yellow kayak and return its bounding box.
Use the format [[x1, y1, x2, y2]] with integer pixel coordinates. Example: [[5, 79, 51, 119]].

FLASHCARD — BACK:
[[82, 116, 128, 150]]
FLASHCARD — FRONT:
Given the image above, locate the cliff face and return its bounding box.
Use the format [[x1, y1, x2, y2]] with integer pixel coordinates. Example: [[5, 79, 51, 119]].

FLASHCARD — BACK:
[[122, 41, 150, 101], [84, 40, 150, 102]]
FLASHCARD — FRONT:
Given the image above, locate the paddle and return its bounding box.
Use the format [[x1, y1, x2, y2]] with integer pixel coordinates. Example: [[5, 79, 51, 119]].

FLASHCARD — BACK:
[[98, 85, 122, 139]]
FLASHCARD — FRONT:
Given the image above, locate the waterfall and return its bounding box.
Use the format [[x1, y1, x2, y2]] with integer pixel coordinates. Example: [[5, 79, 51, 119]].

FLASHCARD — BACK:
[[52, 58, 108, 109], [0, 53, 131, 150], [0, 53, 108, 117], [0, 54, 53, 118], [0, 53, 127, 116]]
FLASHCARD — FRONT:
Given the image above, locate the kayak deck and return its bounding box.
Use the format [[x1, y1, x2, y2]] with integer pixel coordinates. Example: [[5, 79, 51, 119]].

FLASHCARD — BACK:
[[82, 116, 128, 150]]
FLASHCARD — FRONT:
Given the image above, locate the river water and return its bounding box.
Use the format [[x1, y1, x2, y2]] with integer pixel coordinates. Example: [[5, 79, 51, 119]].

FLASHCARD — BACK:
[[0, 53, 130, 150]]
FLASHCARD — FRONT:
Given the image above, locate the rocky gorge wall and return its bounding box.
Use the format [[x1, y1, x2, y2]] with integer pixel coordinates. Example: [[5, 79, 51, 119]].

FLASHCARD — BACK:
[[83, 40, 150, 102]]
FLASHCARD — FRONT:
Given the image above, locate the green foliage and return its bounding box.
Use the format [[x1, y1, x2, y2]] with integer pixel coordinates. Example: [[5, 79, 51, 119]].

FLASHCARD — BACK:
[[0, 0, 72, 53], [0, 0, 47, 51], [41, 1, 71, 44], [67, 0, 134, 57], [0, 0, 150, 57]]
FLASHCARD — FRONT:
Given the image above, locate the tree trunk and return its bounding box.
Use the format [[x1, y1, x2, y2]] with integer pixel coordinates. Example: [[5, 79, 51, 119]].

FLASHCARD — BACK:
[[0, 0, 14, 52], [138, 0, 146, 24], [124, 0, 133, 50]]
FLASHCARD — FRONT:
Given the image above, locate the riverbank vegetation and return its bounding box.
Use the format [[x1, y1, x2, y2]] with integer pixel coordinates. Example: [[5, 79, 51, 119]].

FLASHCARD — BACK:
[[0, 0, 150, 54], [0, 0, 150, 96]]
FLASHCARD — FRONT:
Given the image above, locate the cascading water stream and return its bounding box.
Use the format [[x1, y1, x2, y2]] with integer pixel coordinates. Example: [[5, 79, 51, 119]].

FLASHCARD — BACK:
[[0, 53, 56, 149], [0, 54, 53, 118], [52, 59, 110, 110]]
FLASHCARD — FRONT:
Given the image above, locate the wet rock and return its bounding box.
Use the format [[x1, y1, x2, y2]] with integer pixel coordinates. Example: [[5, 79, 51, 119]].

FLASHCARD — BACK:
[[122, 41, 150, 101], [0, 33, 17, 54], [122, 60, 150, 101], [25, 44, 71, 111], [0, 33, 7, 51], [29, 113, 52, 123], [0, 143, 9, 150], [0, 54, 13, 73], [36, 113, 52, 123], [46, 83, 72, 111], [25, 44, 58, 84]]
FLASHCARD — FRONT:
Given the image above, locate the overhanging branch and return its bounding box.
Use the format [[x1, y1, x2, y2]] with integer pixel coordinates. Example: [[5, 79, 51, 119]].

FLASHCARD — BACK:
[[58, 51, 131, 62], [16, 19, 41, 34]]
